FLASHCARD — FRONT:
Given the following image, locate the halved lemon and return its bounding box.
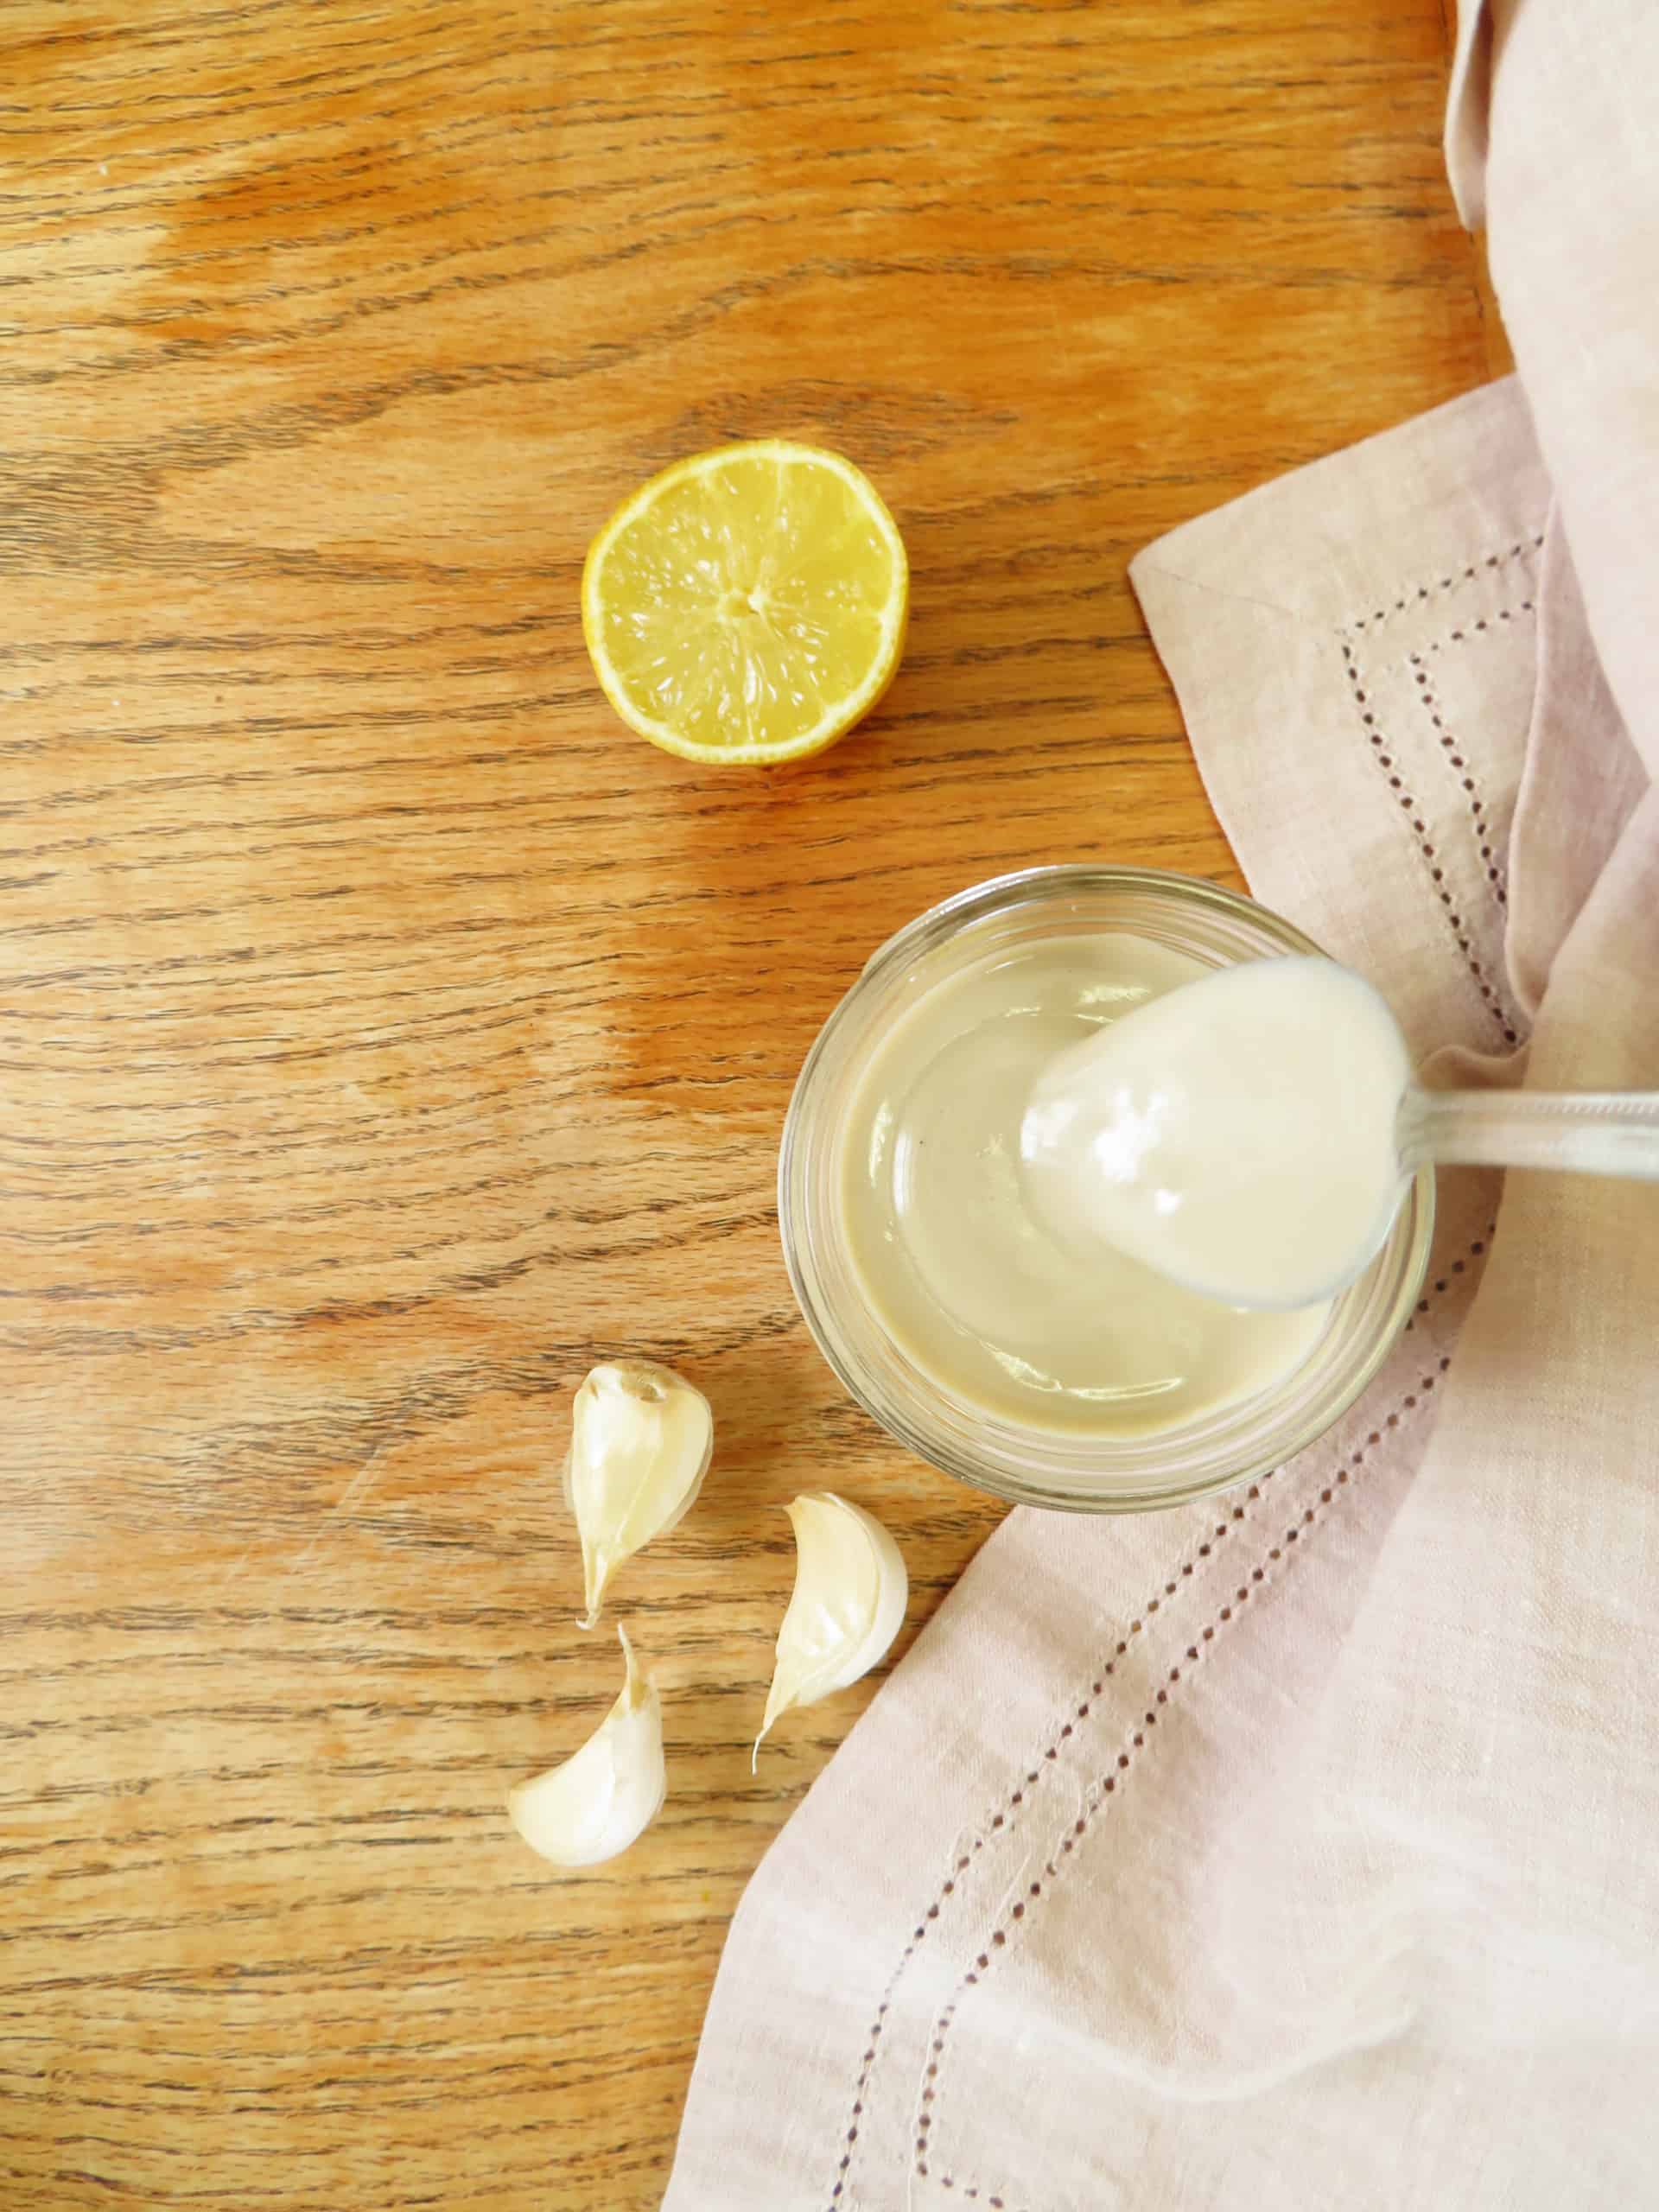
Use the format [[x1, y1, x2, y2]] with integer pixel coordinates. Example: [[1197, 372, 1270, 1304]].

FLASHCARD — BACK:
[[581, 440, 908, 766]]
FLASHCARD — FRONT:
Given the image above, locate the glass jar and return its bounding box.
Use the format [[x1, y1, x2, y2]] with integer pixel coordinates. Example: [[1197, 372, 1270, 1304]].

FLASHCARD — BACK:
[[778, 865, 1433, 1512]]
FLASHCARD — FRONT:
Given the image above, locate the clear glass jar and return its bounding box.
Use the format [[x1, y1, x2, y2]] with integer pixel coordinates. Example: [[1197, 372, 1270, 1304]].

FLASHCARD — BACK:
[[778, 865, 1433, 1512]]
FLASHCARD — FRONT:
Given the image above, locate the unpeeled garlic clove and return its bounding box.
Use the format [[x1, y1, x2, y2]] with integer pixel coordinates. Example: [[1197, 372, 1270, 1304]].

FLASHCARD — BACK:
[[563, 1360, 713, 1628], [506, 1624, 665, 1868], [754, 1492, 907, 1769]]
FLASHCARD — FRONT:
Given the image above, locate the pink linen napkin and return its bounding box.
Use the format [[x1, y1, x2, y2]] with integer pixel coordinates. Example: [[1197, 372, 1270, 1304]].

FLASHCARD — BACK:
[[666, 7, 1659, 2203]]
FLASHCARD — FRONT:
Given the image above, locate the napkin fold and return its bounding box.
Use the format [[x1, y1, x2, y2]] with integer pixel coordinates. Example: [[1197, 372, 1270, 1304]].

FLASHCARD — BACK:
[[666, 7, 1659, 2202]]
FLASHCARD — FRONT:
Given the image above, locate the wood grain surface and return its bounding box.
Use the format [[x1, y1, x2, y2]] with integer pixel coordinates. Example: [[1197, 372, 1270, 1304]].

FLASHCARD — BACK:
[[3, 3, 1497, 2204]]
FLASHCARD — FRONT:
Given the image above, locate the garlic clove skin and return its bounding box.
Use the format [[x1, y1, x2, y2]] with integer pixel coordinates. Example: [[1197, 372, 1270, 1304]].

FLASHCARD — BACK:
[[506, 1624, 666, 1869], [753, 1492, 907, 1769], [563, 1360, 713, 1629]]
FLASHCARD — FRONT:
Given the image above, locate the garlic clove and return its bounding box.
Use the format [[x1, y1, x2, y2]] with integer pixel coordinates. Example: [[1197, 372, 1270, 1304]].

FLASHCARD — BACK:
[[506, 1624, 666, 1869], [753, 1492, 908, 1769], [563, 1360, 713, 1629]]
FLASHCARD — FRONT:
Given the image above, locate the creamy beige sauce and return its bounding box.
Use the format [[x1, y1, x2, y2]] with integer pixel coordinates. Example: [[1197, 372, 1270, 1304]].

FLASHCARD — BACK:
[[839, 933, 1332, 1439], [1021, 954, 1409, 1311]]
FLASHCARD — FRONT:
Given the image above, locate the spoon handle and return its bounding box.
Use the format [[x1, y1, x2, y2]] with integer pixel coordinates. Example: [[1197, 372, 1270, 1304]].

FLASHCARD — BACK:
[[1400, 1086, 1659, 1179]]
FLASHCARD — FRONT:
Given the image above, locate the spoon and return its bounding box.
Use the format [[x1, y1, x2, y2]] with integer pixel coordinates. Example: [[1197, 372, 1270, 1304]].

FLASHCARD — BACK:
[[1018, 953, 1659, 1312]]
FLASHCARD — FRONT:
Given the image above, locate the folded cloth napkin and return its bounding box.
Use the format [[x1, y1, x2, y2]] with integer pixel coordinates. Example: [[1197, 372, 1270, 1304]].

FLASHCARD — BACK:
[[665, 7, 1659, 2203]]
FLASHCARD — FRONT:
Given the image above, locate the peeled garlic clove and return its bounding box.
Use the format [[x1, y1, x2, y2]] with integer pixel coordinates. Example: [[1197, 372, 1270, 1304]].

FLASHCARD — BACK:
[[563, 1360, 713, 1629], [506, 1624, 665, 1868], [754, 1492, 907, 1769]]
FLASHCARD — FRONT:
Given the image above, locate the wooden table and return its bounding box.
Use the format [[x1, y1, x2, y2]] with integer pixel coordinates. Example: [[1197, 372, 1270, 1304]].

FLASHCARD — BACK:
[[4, 5, 1502, 2204]]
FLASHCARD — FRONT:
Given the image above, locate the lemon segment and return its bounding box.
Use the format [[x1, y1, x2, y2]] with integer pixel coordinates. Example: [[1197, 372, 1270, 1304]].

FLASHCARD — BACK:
[[582, 441, 908, 766]]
